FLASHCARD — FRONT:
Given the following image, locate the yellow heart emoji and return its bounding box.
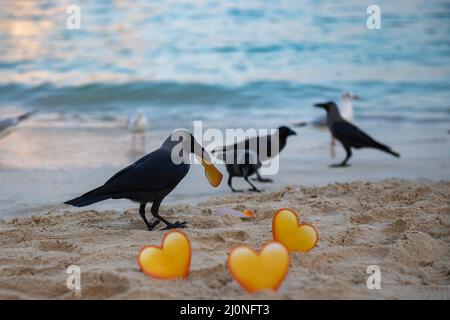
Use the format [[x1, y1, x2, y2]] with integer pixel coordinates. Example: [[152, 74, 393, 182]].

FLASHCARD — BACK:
[[137, 230, 191, 279], [272, 208, 319, 252], [228, 242, 290, 293]]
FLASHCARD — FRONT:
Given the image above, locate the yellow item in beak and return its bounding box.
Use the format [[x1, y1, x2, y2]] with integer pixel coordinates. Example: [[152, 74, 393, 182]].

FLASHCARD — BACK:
[[202, 160, 223, 187]]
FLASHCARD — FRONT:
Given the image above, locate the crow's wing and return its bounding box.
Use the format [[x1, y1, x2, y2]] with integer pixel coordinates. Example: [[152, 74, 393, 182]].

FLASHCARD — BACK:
[[215, 135, 259, 153], [332, 121, 378, 148], [100, 148, 187, 194], [213, 136, 257, 161], [213, 134, 277, 162], [215, 135, 277, 154]]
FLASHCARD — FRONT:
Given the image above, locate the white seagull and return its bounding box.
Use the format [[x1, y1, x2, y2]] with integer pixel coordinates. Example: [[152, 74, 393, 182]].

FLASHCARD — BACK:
[[127, 110, 149, 147], [0, 111, 34, 140]]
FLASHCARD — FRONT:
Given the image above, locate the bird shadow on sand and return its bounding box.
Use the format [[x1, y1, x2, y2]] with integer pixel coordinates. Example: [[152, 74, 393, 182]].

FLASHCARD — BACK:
[[329, 163, 351, 168]]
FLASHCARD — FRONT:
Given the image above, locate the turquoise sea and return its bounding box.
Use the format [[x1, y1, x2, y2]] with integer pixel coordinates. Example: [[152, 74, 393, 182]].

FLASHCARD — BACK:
[[0, 0, 449, 128]]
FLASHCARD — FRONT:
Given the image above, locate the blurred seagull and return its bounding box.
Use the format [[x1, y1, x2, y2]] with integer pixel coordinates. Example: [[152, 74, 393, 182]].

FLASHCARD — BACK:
[[127, 110, 148, 148], [0, 111, 34, 140]]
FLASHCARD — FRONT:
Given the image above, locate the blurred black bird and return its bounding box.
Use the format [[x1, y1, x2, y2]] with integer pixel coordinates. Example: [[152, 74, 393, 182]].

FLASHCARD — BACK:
[[212, 126, 296, 192], [314, 101, 400, 167], [65, 129, 222, 230]]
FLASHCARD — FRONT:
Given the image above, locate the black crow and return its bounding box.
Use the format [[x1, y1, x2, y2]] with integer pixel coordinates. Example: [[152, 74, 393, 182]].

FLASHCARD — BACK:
[[213, 126, 296, 191], [65, 129, 223, 230], [314, 101, 400, 167]]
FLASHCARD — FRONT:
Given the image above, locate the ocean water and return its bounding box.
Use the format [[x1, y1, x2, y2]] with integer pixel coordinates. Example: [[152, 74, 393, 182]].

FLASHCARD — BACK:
[[1, 0, 449, 127], [0, 0, 449, 216]]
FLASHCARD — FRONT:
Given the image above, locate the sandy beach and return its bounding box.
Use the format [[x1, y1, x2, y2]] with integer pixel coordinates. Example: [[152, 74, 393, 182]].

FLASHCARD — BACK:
[[0, 179, 448, 300]]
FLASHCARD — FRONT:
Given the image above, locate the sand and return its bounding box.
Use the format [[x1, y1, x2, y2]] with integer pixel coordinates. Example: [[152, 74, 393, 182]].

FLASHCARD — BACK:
[[0, 179, 449, 300]]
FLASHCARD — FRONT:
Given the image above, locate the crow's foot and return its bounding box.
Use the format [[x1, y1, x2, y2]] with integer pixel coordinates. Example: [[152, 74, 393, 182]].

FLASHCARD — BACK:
[[161, 221, 187, 230]]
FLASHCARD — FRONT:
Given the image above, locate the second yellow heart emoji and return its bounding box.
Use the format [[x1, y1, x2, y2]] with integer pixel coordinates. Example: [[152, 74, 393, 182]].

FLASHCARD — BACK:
[[272, 208, 319, 252], [227, 242, 290, 293], [137, 230, 191, 279]]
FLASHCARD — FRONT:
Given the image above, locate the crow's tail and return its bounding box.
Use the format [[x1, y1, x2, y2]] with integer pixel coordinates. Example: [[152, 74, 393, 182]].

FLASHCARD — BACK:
[[374, 142, 400, 158], [64, 186, 110, 207]]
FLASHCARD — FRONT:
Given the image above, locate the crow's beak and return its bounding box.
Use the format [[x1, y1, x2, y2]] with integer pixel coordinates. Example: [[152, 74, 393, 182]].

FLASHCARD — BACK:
[[191, 136, 223, 187], [201, 158, 223, 187], [289, 129, 297, 136], [314, 103, 326, 108], [197, 147, 223, 187]]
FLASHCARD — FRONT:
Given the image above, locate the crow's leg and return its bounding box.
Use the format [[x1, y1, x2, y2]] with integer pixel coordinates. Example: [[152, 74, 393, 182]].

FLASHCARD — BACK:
[[150, 198, 187, 230], [139, 203, 160, 231], [341, 145, 352, 166], [243, 167, 261, 192], [252, 169, 273, 183], [228, 174, 241, 192], [330, 145, 352, 168]]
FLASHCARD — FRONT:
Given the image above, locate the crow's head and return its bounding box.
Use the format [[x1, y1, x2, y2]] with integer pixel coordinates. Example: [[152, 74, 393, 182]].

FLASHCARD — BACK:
[[314, 101, 338, 113], [277, 126, 297, 139]]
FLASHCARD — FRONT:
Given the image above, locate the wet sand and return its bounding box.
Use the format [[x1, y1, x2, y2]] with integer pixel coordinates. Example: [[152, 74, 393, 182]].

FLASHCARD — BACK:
[[0, 179, 449, 299], [1, 118, 449, 217]]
